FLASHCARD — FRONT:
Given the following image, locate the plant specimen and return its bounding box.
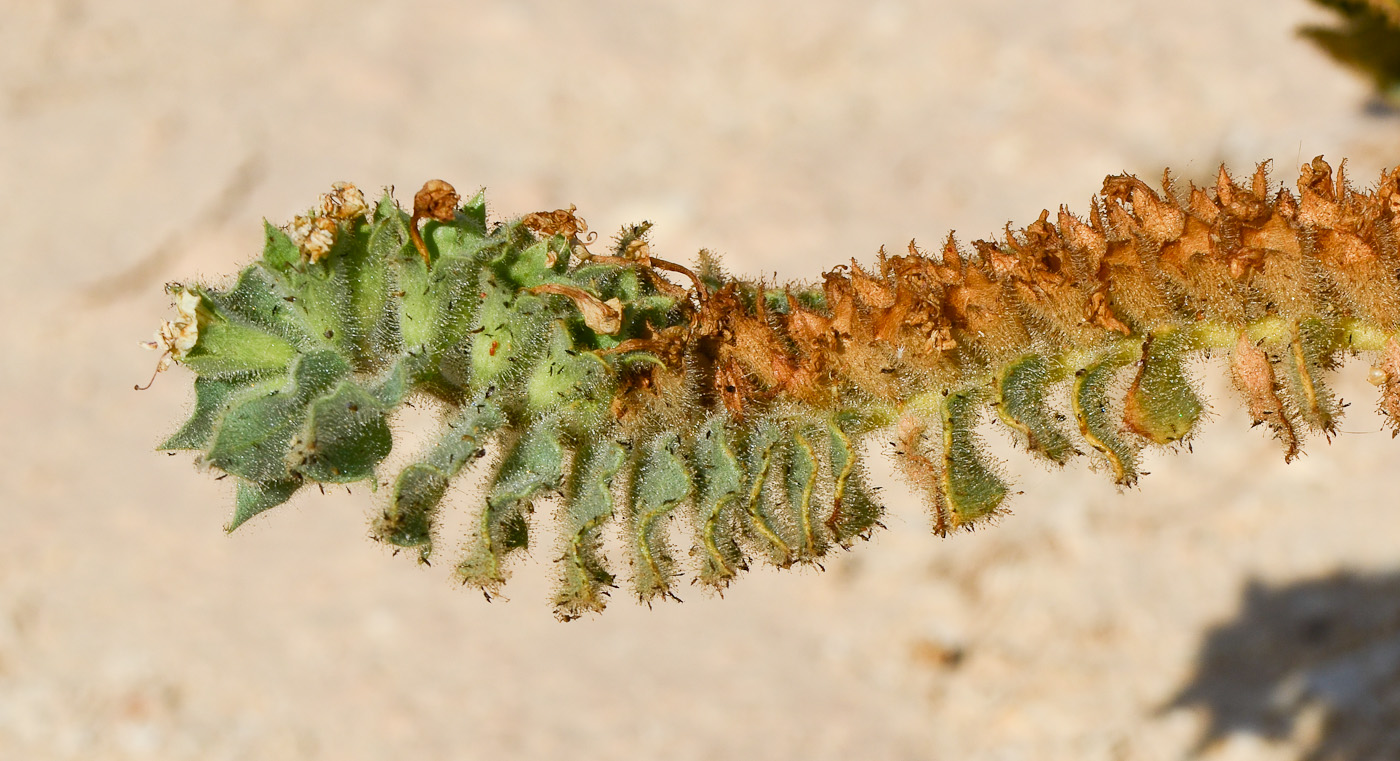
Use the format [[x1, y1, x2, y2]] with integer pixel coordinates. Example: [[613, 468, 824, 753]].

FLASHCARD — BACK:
[[146, 158, 1400, 619]]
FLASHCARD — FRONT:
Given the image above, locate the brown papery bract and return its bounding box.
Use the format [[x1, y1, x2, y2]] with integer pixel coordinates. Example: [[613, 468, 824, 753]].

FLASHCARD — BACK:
[[691, 159, 1393, 408], [644, 158, 1398, 481]]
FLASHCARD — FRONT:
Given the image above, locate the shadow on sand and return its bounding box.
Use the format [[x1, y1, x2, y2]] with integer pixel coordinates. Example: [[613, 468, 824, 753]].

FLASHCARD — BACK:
[[1168, 571, 1400, 759]]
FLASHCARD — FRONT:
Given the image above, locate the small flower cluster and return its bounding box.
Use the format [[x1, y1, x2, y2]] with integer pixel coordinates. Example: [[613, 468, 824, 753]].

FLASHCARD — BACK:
[[288, 182, 369, 262], [141, 287, 201, 372]]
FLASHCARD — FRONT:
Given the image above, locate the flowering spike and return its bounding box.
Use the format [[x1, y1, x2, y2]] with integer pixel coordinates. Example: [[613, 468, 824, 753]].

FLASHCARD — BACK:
[[150, 163, 1400, 617]]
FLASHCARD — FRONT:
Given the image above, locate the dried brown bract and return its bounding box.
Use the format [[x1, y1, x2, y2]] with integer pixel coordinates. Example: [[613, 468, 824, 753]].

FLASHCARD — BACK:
[[522, 204, 589, 240]]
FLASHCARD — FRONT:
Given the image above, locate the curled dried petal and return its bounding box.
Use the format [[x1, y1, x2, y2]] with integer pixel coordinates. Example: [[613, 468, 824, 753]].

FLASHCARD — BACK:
[[528, 283, 624, 334], [409, 180, 461, 265]]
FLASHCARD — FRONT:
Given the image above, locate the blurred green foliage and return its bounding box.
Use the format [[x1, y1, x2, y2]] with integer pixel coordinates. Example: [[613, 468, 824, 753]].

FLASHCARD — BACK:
[[1302, 0, 1400, 105]]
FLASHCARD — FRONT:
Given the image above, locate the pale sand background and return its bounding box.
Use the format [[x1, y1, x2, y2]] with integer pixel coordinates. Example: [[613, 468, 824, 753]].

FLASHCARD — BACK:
[[4, 2, 1400, 759]]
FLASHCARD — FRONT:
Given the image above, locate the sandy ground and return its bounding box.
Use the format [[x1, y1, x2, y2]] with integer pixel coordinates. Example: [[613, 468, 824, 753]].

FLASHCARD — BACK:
[[4, 1, 1400, 759]]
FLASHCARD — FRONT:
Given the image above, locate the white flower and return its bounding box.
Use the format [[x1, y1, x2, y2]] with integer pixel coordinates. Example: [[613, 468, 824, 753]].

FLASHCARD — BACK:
[[319, 181, 369, 222], [289, 214, 337, 263], [141, 288, 202, 372]]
